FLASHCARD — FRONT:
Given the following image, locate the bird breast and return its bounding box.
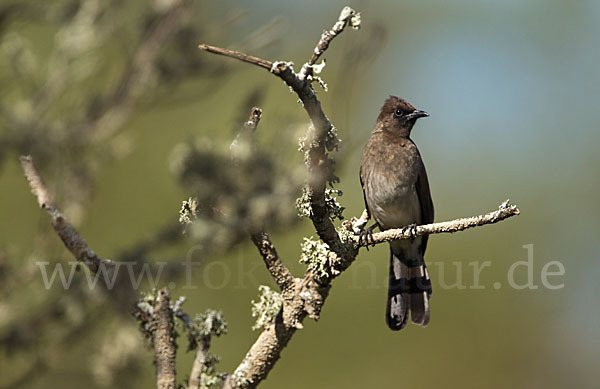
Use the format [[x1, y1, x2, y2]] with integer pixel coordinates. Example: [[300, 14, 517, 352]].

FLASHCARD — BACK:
[[361, 134, 422, 230]]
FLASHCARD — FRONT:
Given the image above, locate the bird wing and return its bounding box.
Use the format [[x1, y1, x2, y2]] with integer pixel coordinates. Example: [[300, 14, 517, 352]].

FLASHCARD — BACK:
[[359, 168, 371, 220], [415, 162, 434, 254]]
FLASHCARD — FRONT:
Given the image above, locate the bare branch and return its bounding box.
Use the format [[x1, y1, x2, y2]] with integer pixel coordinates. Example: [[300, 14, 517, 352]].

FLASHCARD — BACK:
[[19, 155, 113, 274], [198, 44, 273, 70], [250, 231, 295, 292], [352, 200, 521, 246], [153, 288, 177, 389]]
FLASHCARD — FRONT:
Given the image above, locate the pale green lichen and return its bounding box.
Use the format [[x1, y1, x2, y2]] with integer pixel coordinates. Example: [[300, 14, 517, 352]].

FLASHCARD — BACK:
[[295, 186, 312, 218], [296, 186, 345, 221], [179, 197, 199, 229], [251, 285, 283, 330], [299, 237, 341, 279], [197, 352, 226, 389], [133, 289, 158, 341], [183, 309, 227, 388], [229, 365, 253, 388], [190, 309, 228, 342]]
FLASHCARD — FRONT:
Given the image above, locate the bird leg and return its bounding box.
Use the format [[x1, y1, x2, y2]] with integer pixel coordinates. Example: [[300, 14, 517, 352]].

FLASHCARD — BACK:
[[356, 223, 379, 249], [401, 223, 418, 241]]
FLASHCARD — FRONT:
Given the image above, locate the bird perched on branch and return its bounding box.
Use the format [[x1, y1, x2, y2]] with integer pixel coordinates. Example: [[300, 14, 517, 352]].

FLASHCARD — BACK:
[[359, 96, 434, 330]]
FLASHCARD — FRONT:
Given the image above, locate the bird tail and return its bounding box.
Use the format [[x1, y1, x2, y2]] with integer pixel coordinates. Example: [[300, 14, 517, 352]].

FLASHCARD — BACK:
[[386, 246, 432, 330]]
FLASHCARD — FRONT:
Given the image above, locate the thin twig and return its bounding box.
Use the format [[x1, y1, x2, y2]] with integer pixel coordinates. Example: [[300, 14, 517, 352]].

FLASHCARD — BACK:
[[198, 44, 273, 69], [19, 155, 113, 274], [154, 288, 177, 389]]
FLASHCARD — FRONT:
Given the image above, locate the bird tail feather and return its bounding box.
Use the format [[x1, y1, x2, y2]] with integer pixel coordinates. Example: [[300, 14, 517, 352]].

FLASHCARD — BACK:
[[386, 246, 432, 330]]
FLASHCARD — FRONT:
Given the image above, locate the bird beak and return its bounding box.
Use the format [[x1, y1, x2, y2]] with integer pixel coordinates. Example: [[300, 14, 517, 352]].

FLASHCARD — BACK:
[[406, 110, 429, 120]]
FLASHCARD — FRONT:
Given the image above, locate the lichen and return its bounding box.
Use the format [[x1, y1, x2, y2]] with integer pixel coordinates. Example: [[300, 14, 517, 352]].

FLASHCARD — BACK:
[[299, 237, 341, 279], [251, 285, 283, 330], [175, 306, 228, 389], [189, 310, 228, 346], [197, 353, 226, 389], [295, 186, 312, 218], [179, 197, 199, 230]]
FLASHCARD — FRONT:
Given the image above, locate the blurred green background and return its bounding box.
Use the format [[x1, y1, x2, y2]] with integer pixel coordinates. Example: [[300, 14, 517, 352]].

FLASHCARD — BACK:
[[1, 0, 599, 388]]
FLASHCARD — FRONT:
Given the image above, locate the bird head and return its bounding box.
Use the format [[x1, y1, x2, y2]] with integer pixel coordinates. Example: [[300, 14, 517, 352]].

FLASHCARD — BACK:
[[377, 95, 429, 137]]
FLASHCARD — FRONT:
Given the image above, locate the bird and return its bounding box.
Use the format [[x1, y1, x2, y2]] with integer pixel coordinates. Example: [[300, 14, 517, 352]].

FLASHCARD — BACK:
[[359, 95, 434, 331]]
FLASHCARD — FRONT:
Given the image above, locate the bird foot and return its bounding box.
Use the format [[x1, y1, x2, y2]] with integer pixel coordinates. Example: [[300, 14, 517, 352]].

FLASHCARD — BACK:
[[402, 223, 418, 241], [355, 223, 378, 250]]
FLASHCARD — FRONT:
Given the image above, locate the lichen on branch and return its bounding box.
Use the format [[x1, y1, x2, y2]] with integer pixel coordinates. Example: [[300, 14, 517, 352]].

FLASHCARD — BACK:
[[251, 286, 283, 331]]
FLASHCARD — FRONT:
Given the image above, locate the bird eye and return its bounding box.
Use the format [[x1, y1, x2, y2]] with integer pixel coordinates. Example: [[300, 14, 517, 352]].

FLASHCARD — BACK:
[[394, 108, 404, 118]]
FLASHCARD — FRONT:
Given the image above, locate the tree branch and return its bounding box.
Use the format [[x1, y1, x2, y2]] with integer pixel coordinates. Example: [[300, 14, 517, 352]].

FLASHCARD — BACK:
[[197, 44, 273, 70], [172, 297, 207, 389], [19, 155, 114, 274], [188, 338, 210, 389], [224, 310, 303, 389], [351, 199, 520, 246], [249, 231, 295, 292], [301, 6, 361, 78], [230, 107, 295, 292], [153, 288, 177, 389]]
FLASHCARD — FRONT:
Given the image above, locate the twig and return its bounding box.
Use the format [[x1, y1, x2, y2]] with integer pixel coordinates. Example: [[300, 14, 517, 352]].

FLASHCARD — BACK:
[[172, 297, 206, 389], [19, 155, 113, 274], [153, 288, 177, 389], [301, 6, 361, 78], [352, 200, 520, 246], [197, 44, 273, 69], [230, 106, 263, 159], [249, 231, 295, 292], [230, 107, 295, 292]]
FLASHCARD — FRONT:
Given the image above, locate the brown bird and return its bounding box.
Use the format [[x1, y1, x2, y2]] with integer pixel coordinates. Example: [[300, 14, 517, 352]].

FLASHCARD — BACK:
[[359, 96, 434, 330]]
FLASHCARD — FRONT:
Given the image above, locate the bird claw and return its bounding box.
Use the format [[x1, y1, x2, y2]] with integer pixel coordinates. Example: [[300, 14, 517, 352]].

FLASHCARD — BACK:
[[355, 224, 378, 249], [402, 223, 418, 241]]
